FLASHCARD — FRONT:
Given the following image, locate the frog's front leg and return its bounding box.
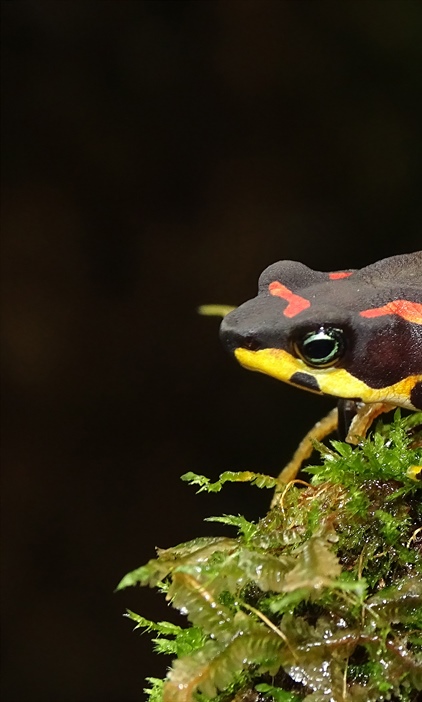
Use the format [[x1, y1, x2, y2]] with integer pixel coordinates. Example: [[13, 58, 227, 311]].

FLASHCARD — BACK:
[[337, 398, 395, 443], [271, 400, 395, 507], [271, 407, 338, 506]]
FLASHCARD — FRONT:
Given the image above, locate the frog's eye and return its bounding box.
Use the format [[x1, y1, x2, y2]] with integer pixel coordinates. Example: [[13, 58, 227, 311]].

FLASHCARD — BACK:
[[293, 327, 345, 368]]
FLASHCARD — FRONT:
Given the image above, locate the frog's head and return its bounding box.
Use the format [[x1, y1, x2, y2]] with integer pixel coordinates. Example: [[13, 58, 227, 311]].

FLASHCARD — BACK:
[[219, 257, 422, 410]]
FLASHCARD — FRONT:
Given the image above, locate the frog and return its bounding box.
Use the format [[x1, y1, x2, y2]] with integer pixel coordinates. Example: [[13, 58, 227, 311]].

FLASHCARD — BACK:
[[219, 251, 422, 486]]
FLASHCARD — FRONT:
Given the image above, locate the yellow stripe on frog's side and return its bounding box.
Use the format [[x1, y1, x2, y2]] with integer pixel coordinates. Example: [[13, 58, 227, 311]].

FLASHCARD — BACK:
[[234, 347, 421, 411]]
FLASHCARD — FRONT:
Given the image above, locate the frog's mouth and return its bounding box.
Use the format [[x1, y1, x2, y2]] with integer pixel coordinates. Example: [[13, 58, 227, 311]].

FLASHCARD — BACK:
[[234, 347, 419, 410], [234, 347, 323, 394]]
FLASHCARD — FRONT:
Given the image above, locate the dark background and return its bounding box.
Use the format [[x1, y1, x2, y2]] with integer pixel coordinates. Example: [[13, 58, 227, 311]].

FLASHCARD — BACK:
[[1, 1, 421, 701]]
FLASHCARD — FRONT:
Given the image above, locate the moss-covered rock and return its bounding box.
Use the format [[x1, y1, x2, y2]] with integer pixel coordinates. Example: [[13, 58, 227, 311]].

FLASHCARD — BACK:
[[118, 412, 422, 702]]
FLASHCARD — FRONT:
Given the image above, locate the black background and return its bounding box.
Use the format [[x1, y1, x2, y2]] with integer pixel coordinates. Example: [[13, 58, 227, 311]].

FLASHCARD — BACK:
[[1, 2, 421, 701]]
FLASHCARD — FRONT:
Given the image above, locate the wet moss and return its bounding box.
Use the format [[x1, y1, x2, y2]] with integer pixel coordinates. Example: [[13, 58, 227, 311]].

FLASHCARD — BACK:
[[118, 412, 422, 702]]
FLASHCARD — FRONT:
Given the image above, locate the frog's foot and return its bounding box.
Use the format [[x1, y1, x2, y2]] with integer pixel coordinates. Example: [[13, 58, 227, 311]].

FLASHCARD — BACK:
[[407, 465, 422, 481], [345, 401, 395, 444]]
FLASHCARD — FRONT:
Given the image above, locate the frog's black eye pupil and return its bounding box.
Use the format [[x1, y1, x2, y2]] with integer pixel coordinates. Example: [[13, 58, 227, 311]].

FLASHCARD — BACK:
[[294, 328, 345, 368], [303, 336, 336, 361]]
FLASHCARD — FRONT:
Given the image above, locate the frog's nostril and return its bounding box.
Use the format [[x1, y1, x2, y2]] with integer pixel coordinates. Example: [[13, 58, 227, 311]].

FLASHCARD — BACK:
[[242, 334, 261, 351], [219, 318, 262, 354]]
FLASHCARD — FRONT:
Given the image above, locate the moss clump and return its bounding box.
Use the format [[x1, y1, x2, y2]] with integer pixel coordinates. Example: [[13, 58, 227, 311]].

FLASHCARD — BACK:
[[118, 412, 422, 702]]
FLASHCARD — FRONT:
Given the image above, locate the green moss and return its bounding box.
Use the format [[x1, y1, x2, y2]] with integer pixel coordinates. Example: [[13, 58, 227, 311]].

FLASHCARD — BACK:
[[118, 412, 422, 702]]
